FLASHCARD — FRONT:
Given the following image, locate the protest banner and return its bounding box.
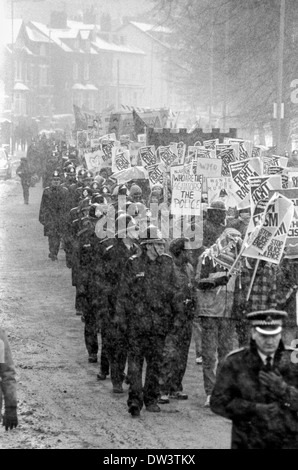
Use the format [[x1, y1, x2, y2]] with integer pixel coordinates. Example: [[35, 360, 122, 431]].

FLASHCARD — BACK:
[[112, 147, 131, 173], [171, 165, 202, 216], [229, 157, 262, 208], [138, 146, 157, 167], [206, 177, 238, 208]]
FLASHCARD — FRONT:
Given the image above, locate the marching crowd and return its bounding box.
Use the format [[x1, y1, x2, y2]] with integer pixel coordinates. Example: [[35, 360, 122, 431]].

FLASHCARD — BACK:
[[6, 137, 298, 448]]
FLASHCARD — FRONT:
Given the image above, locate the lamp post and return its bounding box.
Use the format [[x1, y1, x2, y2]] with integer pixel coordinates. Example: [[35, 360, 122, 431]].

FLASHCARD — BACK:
[[10, 0, 15, 155], [276, 0, 285, 153]]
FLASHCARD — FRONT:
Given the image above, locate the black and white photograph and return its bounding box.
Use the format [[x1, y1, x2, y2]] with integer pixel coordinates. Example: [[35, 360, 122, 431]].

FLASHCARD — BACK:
[[0, 0, 298, 453]]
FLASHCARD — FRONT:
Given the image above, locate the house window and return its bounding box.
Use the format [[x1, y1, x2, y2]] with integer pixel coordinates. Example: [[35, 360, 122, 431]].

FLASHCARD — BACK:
[[40, 44, 47, 56], [73, 63, 79, 81], [15, 61, 22, 81], [14, 93, 27, 115], [84, 63, 90, 81], [39, 65, 48, 87]]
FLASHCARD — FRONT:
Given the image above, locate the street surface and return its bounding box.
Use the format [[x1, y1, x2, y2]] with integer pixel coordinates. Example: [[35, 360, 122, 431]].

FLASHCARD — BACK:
[[0, 174, 231, 449]]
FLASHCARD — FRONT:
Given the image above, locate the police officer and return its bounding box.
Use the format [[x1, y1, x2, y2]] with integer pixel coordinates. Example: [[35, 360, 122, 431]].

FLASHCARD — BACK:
[[115, 225, 179, 417], [39, 170, 68, 261], [210, 309, 298, 449], [96, 214, 140, 392]]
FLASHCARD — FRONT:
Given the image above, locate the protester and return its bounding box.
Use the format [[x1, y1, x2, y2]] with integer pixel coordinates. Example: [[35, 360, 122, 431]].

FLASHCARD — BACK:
[[210, 309, 298, 449], [195, 228, 242, 407], [158, 237, 196, 403]]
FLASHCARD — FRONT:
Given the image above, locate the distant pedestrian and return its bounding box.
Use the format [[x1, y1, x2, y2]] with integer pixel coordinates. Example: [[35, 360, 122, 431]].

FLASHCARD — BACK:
[[16, 157, 32, 204]]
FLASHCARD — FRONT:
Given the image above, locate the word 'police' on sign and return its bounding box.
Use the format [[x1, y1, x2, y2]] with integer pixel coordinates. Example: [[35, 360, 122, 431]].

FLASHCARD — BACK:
[[171, 165, 202, 216]]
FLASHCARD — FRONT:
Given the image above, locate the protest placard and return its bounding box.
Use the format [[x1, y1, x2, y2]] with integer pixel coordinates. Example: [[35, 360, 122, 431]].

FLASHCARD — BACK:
[[101, 140, 119, 167], [138, 146, 157, 167], [252, 145, 267, 159], [268, 188, 298, 255], [251, 194, 294, 264], [262, 155, 288, 174], [99, 133, 117, 141], [171, 165, 202, 216], [193, 158, 222, 178], [177, 141, 186, 165], [288, 171, 298, 188], [185, 146, 197, 165], [206, 177, 238, 208], [112, 147, 131, 173], [216, 144, 236, 176], [77, 130, 89, 149], [157, 145, 178, 168], [250, 194, 292, 254], [225, 138, 251, 160], [229, 157, 262, 208], [203, 139, 219, 149], [147, 163, 164, 187], [84, 149, 109, 173], [267, 166, 289, 189]]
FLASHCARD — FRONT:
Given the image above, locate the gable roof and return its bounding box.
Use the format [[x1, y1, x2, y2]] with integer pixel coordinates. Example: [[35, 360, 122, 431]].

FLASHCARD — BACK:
[[129, 21, 171, 34]]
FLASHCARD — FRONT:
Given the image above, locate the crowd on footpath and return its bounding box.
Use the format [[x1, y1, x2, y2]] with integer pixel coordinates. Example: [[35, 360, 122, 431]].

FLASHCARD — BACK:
[[7, 136, 298, 448]]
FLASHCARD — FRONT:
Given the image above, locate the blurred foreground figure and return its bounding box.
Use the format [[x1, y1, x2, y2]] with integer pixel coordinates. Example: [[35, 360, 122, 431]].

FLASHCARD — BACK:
[[0, 328, 18, 431], [211, 310, 298, 449]]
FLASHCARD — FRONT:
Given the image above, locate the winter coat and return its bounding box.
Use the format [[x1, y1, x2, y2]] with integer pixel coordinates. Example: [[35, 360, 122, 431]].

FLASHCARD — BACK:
[[116, 252, 179, 337], [210, 340, 298, 449], [0, 328, 17, 412], [39, 185, 68, 236]]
